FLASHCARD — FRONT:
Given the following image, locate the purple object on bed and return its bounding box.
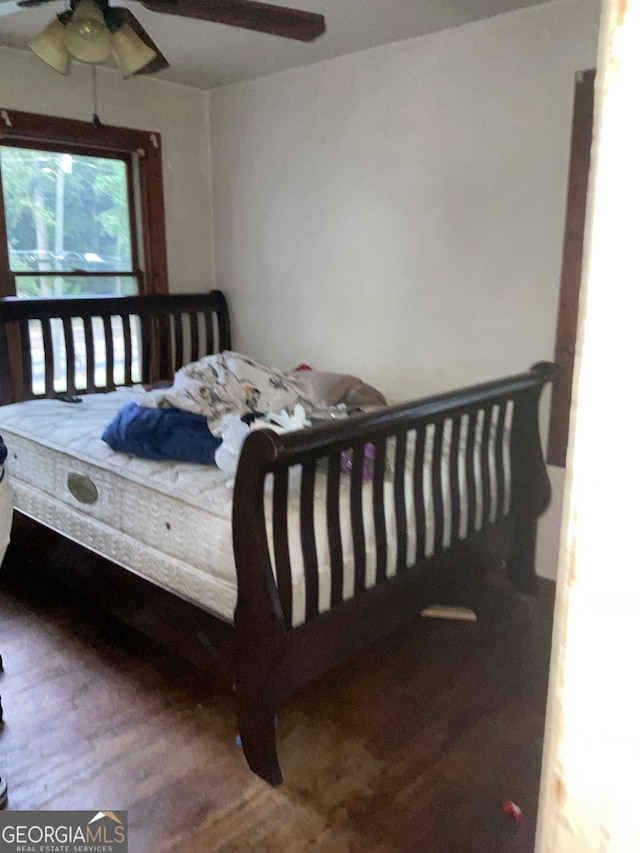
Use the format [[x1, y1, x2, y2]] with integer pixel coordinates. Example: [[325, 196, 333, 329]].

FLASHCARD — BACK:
[[341, 442, 376, 481], [102, 401, 222, 464]]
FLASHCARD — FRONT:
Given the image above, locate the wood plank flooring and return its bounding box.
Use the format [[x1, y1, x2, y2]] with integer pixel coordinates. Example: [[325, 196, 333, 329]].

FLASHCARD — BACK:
[[0, 552, 555, 852]]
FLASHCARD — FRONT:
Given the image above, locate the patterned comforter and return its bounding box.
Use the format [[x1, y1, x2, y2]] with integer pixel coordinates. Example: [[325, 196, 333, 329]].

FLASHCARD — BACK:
[[138, 351, 317, 433]]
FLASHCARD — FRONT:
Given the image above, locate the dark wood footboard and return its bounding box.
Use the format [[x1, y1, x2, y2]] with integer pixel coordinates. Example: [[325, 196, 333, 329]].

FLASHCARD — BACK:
[[0, 292, 556, 786], [232, 363, 557, 783]]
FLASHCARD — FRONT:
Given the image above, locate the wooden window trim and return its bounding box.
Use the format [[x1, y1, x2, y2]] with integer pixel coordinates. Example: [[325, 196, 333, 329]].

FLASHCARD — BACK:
[[547, 70, 595, 468], [0, 108, 168, 297]]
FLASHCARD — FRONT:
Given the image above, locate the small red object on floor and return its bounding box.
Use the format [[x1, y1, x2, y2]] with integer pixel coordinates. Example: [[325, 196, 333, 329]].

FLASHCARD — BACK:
[[294, 363, 312, 371], [503, 801, 523, 822]]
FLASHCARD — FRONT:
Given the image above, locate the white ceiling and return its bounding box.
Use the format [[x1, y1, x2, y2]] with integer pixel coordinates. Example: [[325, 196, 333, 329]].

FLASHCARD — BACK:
[[0, 0, 557, 90]]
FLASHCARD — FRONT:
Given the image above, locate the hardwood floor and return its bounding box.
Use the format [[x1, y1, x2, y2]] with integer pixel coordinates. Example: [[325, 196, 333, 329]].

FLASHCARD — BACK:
[[0, 551, 554, 852]]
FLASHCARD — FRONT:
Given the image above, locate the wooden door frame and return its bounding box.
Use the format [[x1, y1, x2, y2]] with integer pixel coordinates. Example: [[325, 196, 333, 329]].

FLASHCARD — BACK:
[[547, 69, 595, 467]]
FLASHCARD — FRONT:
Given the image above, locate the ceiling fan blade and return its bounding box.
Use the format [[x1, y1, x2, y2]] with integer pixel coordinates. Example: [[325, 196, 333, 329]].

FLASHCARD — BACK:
[[136, 0, 325, 42], [112, 7, 170, 74]]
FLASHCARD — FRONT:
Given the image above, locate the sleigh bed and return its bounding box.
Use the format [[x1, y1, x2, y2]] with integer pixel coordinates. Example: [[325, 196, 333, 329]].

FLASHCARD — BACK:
[[0, 290, 556, 785]]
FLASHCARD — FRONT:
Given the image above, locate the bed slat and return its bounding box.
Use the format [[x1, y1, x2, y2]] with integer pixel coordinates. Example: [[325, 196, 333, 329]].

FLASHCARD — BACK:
[[373, 436, 388, 584], [62, 317, 75, 392], [300, 459, 320, 621], [189, 312, 199, 363], [449, 415, 462, 546], [122, 315, 133, 387], [413, 424, 427, 560], [327, 449, 345, 608], [495, 402, 508, 518], [272, 468, 293, 630], [41, 319, 55, 398], [350, 440, 367, 595], [83, 317, 96, 393], [431, 421, 445, 554], [465, 410, 478, 537], [393, 432, 408, 574], [101, 314, 115, 391], [480, 406, 493, 529]]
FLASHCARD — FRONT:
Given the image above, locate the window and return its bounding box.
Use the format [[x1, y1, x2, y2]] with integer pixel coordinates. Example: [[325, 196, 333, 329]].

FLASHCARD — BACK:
[[1, 146, 139, 298], [0, 108, 168, 299], [0, 109, 169, 392]]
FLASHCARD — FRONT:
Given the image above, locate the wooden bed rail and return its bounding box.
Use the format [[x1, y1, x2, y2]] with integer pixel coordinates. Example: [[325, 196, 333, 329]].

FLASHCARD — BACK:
[[232, 362, 557, 783], [258, 362, 556, 459], [0, 291, 230, 405]]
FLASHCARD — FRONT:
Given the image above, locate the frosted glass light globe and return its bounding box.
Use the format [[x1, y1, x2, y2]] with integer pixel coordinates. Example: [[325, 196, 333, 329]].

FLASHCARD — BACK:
[[63, 1, 112, 63]]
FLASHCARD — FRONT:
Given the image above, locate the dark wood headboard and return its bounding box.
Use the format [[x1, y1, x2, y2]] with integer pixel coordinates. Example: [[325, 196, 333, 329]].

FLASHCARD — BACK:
[[0, 290, 230, 406]]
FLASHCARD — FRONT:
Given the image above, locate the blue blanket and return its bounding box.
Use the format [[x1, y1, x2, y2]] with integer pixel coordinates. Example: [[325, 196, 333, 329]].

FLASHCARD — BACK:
[[102, 401, 222, 464]]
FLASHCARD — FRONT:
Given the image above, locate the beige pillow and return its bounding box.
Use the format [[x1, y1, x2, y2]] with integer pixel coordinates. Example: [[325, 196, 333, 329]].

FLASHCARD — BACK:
[[299, 370, 387, 409]]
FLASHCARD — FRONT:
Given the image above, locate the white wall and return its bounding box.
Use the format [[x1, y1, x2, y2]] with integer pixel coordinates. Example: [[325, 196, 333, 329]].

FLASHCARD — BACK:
[[0, 1, 601, 580], [209, 0, 600, 578], [0, 47, 216, 294]]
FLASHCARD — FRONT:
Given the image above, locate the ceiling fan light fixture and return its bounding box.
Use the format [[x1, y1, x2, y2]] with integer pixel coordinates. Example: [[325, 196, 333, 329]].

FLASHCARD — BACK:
[[27, 17, 71, 75], [25, 0, 322, 83], [63, 0, 112, 63], [111, 22, 157, 77]]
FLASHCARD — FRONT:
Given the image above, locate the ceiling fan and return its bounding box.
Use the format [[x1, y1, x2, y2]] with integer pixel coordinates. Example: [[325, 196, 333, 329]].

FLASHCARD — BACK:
[[0, 0, 326, 78]]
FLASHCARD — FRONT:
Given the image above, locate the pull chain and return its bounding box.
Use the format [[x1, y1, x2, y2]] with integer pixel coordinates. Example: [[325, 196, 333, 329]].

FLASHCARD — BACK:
[[91, 67, 101, 128]]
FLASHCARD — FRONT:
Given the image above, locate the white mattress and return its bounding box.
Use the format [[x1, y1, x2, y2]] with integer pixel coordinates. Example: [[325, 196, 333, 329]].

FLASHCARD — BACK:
[[0, 391, 510, 627], [0, 390, 243, 621]]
